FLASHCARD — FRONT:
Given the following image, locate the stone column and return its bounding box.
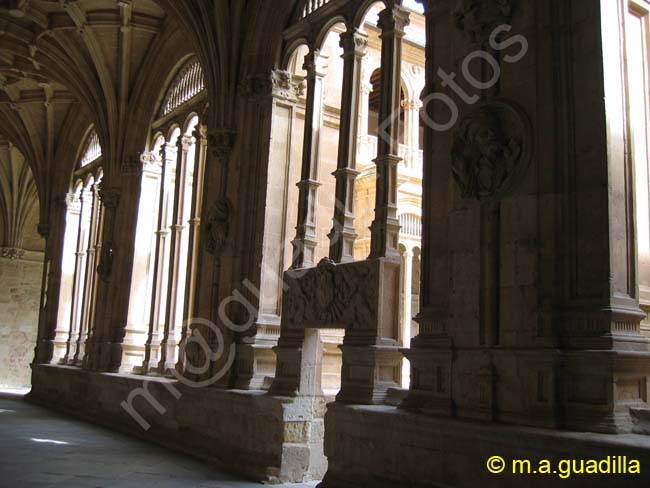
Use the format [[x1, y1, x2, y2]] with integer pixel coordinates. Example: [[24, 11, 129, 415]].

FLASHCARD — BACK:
[[292, 49, 328, 269], [63, 187, 92, 364], [177, 124, 207, 372], [158, 134, 193, 375], [141, 142, 174, 373], [401, 98, 422, 169], [401, 245, 413, 387], [328, 28, 367, 263], [233, 70, 306, 390], [401, 0, 454, 415], [74, 183, 102, 365], [369, 5, 409, 261], [53, 192, 81, 363]]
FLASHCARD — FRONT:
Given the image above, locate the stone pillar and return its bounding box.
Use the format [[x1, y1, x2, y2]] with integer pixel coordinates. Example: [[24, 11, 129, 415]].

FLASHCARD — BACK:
[[63, 187, 92, 364], [141, 142, 174, 373], [158, 134, 193, 375], [53, 191, 81, 363], [291, 49, 328, 269], [369, 5, 409, 261], [74, 182, 102, 365], [399, 0, 454, 417], [401, 245, 413, 387], [328, 28, 367, 264], [177, 124, 207, 372], [401, 98, 422, 169], [233, 70, 305, 390]]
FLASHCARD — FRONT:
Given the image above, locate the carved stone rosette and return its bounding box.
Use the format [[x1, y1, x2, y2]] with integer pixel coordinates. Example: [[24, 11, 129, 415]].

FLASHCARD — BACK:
[[451, 100, 531, 201]]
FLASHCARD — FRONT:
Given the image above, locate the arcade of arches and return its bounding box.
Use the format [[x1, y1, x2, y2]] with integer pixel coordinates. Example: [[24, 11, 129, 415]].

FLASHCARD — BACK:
[[2, 0, 650, 486]]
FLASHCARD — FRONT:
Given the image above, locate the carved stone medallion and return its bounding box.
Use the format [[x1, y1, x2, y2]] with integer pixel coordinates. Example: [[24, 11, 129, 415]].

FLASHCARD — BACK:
[[203, 198, 231, 256], [451, 100, 531, 201]]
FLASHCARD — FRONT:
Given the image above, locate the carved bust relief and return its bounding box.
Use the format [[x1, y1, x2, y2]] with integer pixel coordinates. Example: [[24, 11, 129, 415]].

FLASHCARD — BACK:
[[203, 198, 231, 256], [451, 100, 530, 201], [453, 0, 513, 45]]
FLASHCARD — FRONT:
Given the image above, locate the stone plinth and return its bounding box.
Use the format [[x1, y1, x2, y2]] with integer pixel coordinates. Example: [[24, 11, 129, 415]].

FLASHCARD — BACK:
[[29, 364, 326, 484], [319, 403, 650, 488]]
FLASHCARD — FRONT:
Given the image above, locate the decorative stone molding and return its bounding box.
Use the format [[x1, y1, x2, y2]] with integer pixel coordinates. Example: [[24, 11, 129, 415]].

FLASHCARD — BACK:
[[0, 247, 25, 260], [453, 0, 514, 46], [202, 198, 231, 256], [451, 100, 531, 201], [401, 98, 423, 111]]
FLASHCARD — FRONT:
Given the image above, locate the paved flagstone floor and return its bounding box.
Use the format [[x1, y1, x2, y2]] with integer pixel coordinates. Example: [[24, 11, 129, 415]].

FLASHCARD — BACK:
[[0, 391, 319, 488]]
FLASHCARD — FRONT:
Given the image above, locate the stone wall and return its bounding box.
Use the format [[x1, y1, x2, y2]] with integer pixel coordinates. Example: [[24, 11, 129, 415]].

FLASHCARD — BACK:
[[30, 364, 328, 484], [0, 254, 42, 388]]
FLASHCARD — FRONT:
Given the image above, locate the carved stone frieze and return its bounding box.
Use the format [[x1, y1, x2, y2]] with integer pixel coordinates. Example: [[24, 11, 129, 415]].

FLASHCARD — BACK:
[[0, 247, 25, 259], [282, 258, 378, 330], [453, 0, 514, 46], [203, 198, 231, 256], [451, 100, 531, 201]]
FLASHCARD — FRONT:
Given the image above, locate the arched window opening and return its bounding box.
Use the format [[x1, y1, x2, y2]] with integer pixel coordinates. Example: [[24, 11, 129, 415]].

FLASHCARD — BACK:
[[159, 58, 206, 118], [54, 163, 104, 366], [367, 68, 406, 145], [125, 111, 207, 375], [300, 0, 333, 19], [267, 0, 426, 411], [79, 130, 102, 168]]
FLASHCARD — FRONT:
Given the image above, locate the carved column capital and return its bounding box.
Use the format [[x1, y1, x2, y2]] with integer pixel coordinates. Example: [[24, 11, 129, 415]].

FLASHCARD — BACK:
[[377, 4, 410, 38], [270, 69, 306, 101], [303, 49, 329, 78], [340, 29, 369, 58], [180, 135, 195, 152], [65, 191, 81, 212], [98, 186, 121, 209]]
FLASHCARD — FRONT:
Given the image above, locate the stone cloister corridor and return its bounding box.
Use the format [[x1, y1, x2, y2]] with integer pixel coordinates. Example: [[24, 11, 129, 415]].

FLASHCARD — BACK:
[[2, 0, 650, 487]]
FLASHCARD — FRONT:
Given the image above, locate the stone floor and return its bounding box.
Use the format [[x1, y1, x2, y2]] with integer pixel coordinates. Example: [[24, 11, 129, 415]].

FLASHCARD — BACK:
[[0, 390, 319, 488]]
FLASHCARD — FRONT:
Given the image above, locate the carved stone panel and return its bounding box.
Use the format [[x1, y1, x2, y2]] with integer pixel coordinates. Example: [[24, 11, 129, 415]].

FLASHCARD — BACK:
[[282, 258, 379, 331], [451, 100, 531, 201]]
